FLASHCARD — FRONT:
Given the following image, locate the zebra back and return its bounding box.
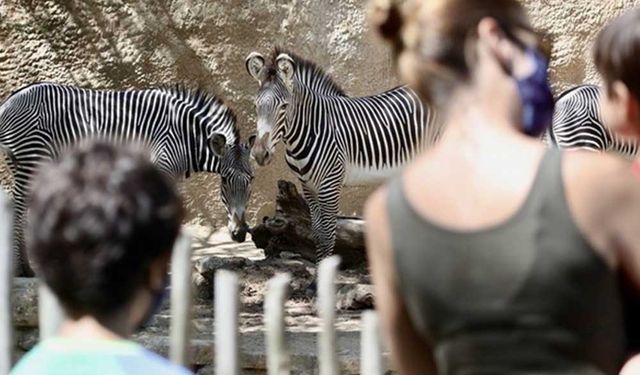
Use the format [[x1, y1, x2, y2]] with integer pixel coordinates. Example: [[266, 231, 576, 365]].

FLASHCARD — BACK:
[[0, 83, 239, 176], [549, 84, 638, 159], [268, 49, 440, 174]]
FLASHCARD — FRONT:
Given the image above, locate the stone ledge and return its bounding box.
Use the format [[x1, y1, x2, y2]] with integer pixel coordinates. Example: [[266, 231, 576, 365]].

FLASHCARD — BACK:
[[134, 331, 393, 374], [12, 278, 38, 328]]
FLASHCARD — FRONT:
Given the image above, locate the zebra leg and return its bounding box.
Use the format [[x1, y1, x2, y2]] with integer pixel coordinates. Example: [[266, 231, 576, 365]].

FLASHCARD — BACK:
[[12, 165, 37, 277], [302, 184, 340, 263], [302, 185, 323, 260], [315, 190, 340, 262]]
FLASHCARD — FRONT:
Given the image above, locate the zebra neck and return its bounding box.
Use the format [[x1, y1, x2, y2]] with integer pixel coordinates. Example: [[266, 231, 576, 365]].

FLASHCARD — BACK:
[[282, 93, 327, 157]]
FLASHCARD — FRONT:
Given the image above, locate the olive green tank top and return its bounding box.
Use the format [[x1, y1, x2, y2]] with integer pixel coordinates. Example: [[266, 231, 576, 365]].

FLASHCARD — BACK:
[[388, 149, 625, 375]]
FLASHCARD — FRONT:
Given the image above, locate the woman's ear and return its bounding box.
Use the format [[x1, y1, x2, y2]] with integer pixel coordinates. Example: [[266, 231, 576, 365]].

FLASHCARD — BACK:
[[476, 17, 515, 74], [477, 18, 502, 50]]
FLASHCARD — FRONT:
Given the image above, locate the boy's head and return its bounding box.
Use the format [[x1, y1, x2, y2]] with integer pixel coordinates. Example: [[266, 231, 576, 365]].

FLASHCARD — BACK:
[[27, 141, 183, 328], [594, 8, 640, 136]]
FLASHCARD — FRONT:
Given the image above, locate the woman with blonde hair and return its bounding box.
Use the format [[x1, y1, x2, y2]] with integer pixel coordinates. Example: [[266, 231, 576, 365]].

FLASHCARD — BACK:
[[365, 1, 640, 374]]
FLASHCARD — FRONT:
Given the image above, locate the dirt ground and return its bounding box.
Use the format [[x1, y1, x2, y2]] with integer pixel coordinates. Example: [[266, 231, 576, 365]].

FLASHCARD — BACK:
[[130, 224, 380, 373], [182, 223, 372, 334]]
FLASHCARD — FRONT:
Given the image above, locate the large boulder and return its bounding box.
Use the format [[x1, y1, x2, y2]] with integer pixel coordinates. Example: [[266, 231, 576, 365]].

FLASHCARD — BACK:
[[192, 255, 314, 304]]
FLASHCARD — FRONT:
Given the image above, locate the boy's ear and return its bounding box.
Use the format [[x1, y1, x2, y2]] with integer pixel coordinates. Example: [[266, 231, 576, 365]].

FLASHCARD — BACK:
[[627, 91, 640, 128], [614, 81, 640, 137]]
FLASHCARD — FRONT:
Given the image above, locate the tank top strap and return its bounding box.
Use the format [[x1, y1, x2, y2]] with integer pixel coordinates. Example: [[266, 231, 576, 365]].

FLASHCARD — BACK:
[[386, 172, 411, 226], [519, 148, 563, 213]]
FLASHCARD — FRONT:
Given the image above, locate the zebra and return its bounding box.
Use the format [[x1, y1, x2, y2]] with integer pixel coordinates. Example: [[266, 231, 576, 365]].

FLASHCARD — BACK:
[[548, 84, 638, 157], [0, 82, 255, 276], [245, 48, 441, 262]]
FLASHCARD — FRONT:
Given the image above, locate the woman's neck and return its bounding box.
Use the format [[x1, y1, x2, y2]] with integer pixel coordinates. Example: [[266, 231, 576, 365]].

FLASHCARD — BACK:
[[441, 87, 523, 139]]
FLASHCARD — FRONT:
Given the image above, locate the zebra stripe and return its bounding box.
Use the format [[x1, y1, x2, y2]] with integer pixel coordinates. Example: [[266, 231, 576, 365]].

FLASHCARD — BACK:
[[549, 84, 638, 158], [247, 48, 441, 261], [0, 83, 254, 276]]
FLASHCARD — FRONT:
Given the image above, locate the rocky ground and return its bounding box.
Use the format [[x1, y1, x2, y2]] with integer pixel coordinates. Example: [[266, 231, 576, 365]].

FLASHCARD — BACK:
[[143, 224, 383, 374], [13, 224, 388, 374]]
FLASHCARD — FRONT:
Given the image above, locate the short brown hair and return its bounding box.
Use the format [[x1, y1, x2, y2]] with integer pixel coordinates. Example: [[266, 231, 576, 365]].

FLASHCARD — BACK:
[[371, 0, 531, 107], [594, 8, 640, 100]]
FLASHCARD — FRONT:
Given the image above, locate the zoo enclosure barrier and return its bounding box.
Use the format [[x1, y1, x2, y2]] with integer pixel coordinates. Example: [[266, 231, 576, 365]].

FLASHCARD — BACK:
[[0, 192, 386, 374]]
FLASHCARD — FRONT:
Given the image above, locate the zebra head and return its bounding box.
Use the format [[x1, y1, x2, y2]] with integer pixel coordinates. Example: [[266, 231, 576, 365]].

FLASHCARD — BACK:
[[172, 88, 255, 242], [208, 133, 256, 243], [245, 51, 296, 166]]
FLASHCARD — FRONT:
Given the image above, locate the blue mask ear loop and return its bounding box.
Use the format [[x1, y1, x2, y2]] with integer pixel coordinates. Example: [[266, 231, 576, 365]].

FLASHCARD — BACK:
[[498, 21, 531, 50], [495, 22, 543, 71]]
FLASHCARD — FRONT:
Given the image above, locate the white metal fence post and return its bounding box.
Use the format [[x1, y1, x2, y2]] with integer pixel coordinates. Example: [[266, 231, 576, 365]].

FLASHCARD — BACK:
[[317, 255, 341, 375], [265, 273, 291, 375], [215, 270, 240, 375], [0, 193, 12, 374], [169, 233, 193, 367], [360, 310, 383, 375]]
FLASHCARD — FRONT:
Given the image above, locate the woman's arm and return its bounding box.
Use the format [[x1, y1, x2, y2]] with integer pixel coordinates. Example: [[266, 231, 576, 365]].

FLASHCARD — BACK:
[[364, 186, 437, 375], [564, 152, 640, 282]]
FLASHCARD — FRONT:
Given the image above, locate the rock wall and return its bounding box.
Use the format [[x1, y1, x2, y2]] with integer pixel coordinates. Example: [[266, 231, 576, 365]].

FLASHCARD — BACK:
[[0, 0, 638, 227]]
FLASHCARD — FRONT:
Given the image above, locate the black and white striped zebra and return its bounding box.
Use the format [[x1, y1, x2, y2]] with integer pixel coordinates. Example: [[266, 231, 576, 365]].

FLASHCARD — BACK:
[[0, 82, 255, 276], [245, 48, 441, 261], [548, 84, 638, 157]]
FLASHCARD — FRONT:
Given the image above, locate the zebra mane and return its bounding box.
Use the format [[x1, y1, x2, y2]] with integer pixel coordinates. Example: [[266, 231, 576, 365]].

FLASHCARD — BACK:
[[158, 85, 240, 144], [270, 47, 345, 97]]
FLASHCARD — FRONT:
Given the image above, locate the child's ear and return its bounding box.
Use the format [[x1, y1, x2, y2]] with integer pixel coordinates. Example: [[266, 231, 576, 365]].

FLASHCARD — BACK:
[[617, 82, 640, 137], [607, 81, 640, 138], [627, 91, 640, 129]]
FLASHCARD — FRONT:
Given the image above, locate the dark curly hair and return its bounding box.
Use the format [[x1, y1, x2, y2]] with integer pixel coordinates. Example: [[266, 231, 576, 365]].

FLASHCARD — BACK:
[[26, 141, 184, 320]]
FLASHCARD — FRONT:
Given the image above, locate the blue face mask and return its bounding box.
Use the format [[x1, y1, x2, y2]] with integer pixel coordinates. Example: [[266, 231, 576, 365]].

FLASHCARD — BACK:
[[515, 48, 555, 137]]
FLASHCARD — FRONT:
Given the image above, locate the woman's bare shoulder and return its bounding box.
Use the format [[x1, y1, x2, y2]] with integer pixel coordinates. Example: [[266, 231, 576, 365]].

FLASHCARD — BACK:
[[562, 149, 640, 235], [563, 149, 635, 194], [621, 354, 640, 375], [364, 184, 389, 221]]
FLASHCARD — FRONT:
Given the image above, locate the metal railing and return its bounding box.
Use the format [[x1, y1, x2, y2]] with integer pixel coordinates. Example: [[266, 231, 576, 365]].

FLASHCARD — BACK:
[[1, 219, 384, 374]]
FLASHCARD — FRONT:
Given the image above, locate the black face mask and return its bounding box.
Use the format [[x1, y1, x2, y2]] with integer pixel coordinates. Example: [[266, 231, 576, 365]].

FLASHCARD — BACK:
[[136, 275, 168, 331]]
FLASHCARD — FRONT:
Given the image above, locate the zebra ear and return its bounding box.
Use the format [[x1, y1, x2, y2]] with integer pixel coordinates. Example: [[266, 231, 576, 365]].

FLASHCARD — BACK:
[[276, 53, 295, 90], [248, 134, 257, 148], [246, 52, 266, 84], [210, 133, 228, 158]]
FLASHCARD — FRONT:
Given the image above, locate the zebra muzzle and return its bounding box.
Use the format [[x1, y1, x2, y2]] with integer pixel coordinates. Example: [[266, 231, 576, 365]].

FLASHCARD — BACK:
[[250, 134, 272, 166], [252, 148, 271, 166], [231, 227, 248, 243]]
